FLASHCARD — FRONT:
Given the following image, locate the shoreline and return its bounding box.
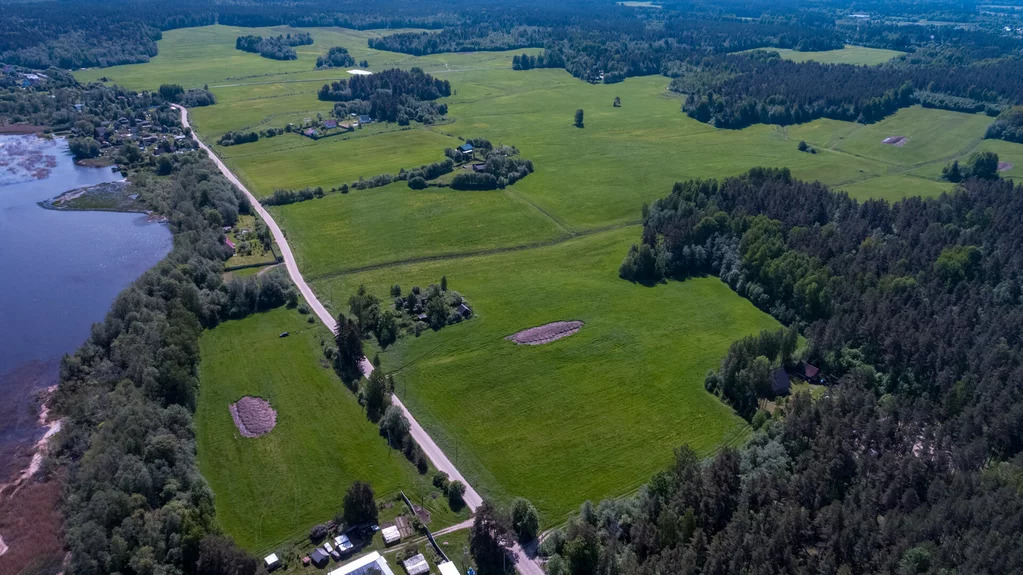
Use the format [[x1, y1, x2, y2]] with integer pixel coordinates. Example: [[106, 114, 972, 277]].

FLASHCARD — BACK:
[[0, 386, 61, 499]]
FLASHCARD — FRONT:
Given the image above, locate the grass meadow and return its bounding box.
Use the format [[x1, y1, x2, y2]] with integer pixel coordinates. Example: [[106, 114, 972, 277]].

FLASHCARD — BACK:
[[91, 25, 1023, 535], [312, 227, 781, 521], [195, 304, 466, 551], [761, 44, 906, 65]]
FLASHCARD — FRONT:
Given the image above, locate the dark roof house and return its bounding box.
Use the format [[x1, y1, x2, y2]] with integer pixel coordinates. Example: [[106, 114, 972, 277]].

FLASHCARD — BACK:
[[771, 368, 790, 396], [358, 114, 373, 124], [457, 143, 474, 153], [310, 549, 329, 568], [457, 303, 472, 318], [323, 119, 338, 129], [796, 362, 821, 382]]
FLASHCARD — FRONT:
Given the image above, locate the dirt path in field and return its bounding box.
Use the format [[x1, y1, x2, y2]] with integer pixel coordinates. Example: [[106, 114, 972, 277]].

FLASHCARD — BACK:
[[175, 105, 544, 575]]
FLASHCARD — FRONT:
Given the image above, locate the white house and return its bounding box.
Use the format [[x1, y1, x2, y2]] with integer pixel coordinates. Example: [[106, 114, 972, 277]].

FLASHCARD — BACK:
[[402, 553, 430, 575], [328, 551, 395, 575], [437, 562, 461, 575], [382, 525, 401, 545], [263, 553, 280, 571]]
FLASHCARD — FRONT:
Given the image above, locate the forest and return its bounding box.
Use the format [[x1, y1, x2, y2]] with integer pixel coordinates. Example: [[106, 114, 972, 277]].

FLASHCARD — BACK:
[[319, 68, 451, 124], [235, 32, 312, 60], [590, 168, 1023, 573]]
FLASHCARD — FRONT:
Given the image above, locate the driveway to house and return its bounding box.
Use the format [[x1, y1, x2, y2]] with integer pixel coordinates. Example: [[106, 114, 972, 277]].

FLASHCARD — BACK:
[[175, 105, 544, 575]]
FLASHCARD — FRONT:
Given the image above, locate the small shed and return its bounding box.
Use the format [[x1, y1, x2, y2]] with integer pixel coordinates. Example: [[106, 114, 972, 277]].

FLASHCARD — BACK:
[[457, 303, 472, 319], [323, 119, 338, 129], [310, 549, 330, 568], [304, 128, 318, 138], [402, 553, 430, 575], [381, 525, 401, 545], [770, 368, 790, 396], [358, 114, 373, 124], [264, 553, 281, 571], [437, 562, 461, 575], [795, 362, 822, 383]]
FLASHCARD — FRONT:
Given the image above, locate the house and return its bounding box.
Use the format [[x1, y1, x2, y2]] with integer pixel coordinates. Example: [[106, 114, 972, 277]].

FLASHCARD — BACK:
[[381, 525, 401, 545], [457, 303, 472, 319], [264, 553, 281, 572], [323, 119, 338, 129], [310, 549, 330, 568], [457, 143, 474, 158], [770, 368, 790, 396], [339, 122, 354, 131], [437, 562, 461, 575], [402, 554, 430, 575], [328, 551, 396, 575], [304, 128, 318, 138], [471, 163, 487, 173], [358, 114, 373, 125], [794, 362, 823, 384]]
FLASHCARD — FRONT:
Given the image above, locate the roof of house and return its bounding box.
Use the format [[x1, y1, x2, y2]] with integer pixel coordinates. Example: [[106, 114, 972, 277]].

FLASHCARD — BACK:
[[304, 128, 317, 136], [771, 368, 790, 395], [334, 535, 354, 552], [458, 303, 472, 315], [358, 114, 372, 123], [323, 119, 338, 128], [802, 363, 820, 379], [437, 562, 461, 575], [381, 525, 401, 543], [329, 551, 396, 575], [471, 163, 487, 172], [403, 553, 430, 575], [457, 143, 473, 152], [264, 553, 280, 566], [310, 549, 329, 566]]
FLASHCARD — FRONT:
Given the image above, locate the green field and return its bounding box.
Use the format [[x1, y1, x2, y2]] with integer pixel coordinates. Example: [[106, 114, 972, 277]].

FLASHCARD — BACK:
[[196, 304, 438, 551], [754, 44, 906, 65], [312, 227, 780, 520], [98, 24, 1023, 533]]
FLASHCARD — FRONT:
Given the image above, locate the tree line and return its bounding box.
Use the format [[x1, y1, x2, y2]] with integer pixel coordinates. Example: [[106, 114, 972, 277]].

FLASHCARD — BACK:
[[235, 32, 312, 60]]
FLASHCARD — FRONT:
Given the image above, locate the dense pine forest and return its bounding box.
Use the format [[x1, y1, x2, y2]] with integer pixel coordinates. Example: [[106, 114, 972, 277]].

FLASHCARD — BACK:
[[601, 169, 1023, 572]]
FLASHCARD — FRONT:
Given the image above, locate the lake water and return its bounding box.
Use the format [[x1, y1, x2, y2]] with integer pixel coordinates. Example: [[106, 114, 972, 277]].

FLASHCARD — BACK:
[[0, 135, 172, 478]]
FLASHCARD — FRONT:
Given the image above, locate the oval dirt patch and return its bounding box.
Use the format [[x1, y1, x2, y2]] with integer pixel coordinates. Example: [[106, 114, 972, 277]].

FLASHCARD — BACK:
[[229, 396, 277, 438], [506, 321, 584, 345]]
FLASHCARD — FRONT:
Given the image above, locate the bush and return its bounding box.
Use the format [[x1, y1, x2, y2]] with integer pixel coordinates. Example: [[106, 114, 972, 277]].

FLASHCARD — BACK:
[[448, 480, 467, 507], [408, 176, 427, 189], [310, 524, 328, 542]]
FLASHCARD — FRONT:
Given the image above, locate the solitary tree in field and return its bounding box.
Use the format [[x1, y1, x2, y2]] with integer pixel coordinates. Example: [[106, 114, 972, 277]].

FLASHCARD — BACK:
[[343, 481, 378, 526], [613, 96, 621, 107], [574, 108, 585, 128]]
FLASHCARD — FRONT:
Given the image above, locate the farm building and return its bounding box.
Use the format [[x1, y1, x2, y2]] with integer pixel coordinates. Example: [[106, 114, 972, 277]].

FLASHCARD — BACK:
[[358, 114, 373, 124], [457, 143, 474, 158], [402, 553, 430, 575], [381, 525, 401, 545], [457, 303, 472, 318], [328, 551, 395, 575], [771, 368, 790, 395], [310, 549, 330, 568], [304, 128, 318, 138], [323, 119, 338, 129], [437, 562, 461, 575], [334, 534, 355, 554], [264, 553, 280, 571]]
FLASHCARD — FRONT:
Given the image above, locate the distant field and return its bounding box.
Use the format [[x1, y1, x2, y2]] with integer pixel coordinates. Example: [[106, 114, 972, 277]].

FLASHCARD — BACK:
[[270, 181, 567, 281], [196, 304, 455, 551], [755, 44, 906, 65], [312, 227, 780, 521]]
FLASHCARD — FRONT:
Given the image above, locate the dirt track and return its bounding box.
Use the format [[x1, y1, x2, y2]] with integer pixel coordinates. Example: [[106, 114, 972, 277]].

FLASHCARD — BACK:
[[175, 105, 544, 575]]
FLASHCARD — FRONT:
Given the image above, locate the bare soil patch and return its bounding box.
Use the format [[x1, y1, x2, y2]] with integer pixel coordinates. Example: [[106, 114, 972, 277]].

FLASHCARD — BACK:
[[998, 161, 1014, 172], [229, 396, 277, 438], [506, 321, 584, 345], [881, 135, 908, 147]]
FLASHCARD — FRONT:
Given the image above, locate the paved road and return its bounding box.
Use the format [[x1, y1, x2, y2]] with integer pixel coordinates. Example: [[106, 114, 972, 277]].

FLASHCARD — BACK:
[[175, 105, 544, 575]]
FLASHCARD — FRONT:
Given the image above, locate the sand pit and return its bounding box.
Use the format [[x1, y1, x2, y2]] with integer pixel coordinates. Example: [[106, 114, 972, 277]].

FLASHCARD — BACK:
[[881, 136, 908, 147], [229, 396, 277, 438], [506, 321, 584, 345], [998, 161, 1014, 172]]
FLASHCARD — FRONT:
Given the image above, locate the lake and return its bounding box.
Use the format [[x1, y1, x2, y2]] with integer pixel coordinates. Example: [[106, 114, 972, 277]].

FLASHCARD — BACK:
[[0, 135, 172, 478]]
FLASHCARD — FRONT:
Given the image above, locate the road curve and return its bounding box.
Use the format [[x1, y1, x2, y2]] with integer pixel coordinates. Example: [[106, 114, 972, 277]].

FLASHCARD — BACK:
[[174, 105, 543, 575]]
